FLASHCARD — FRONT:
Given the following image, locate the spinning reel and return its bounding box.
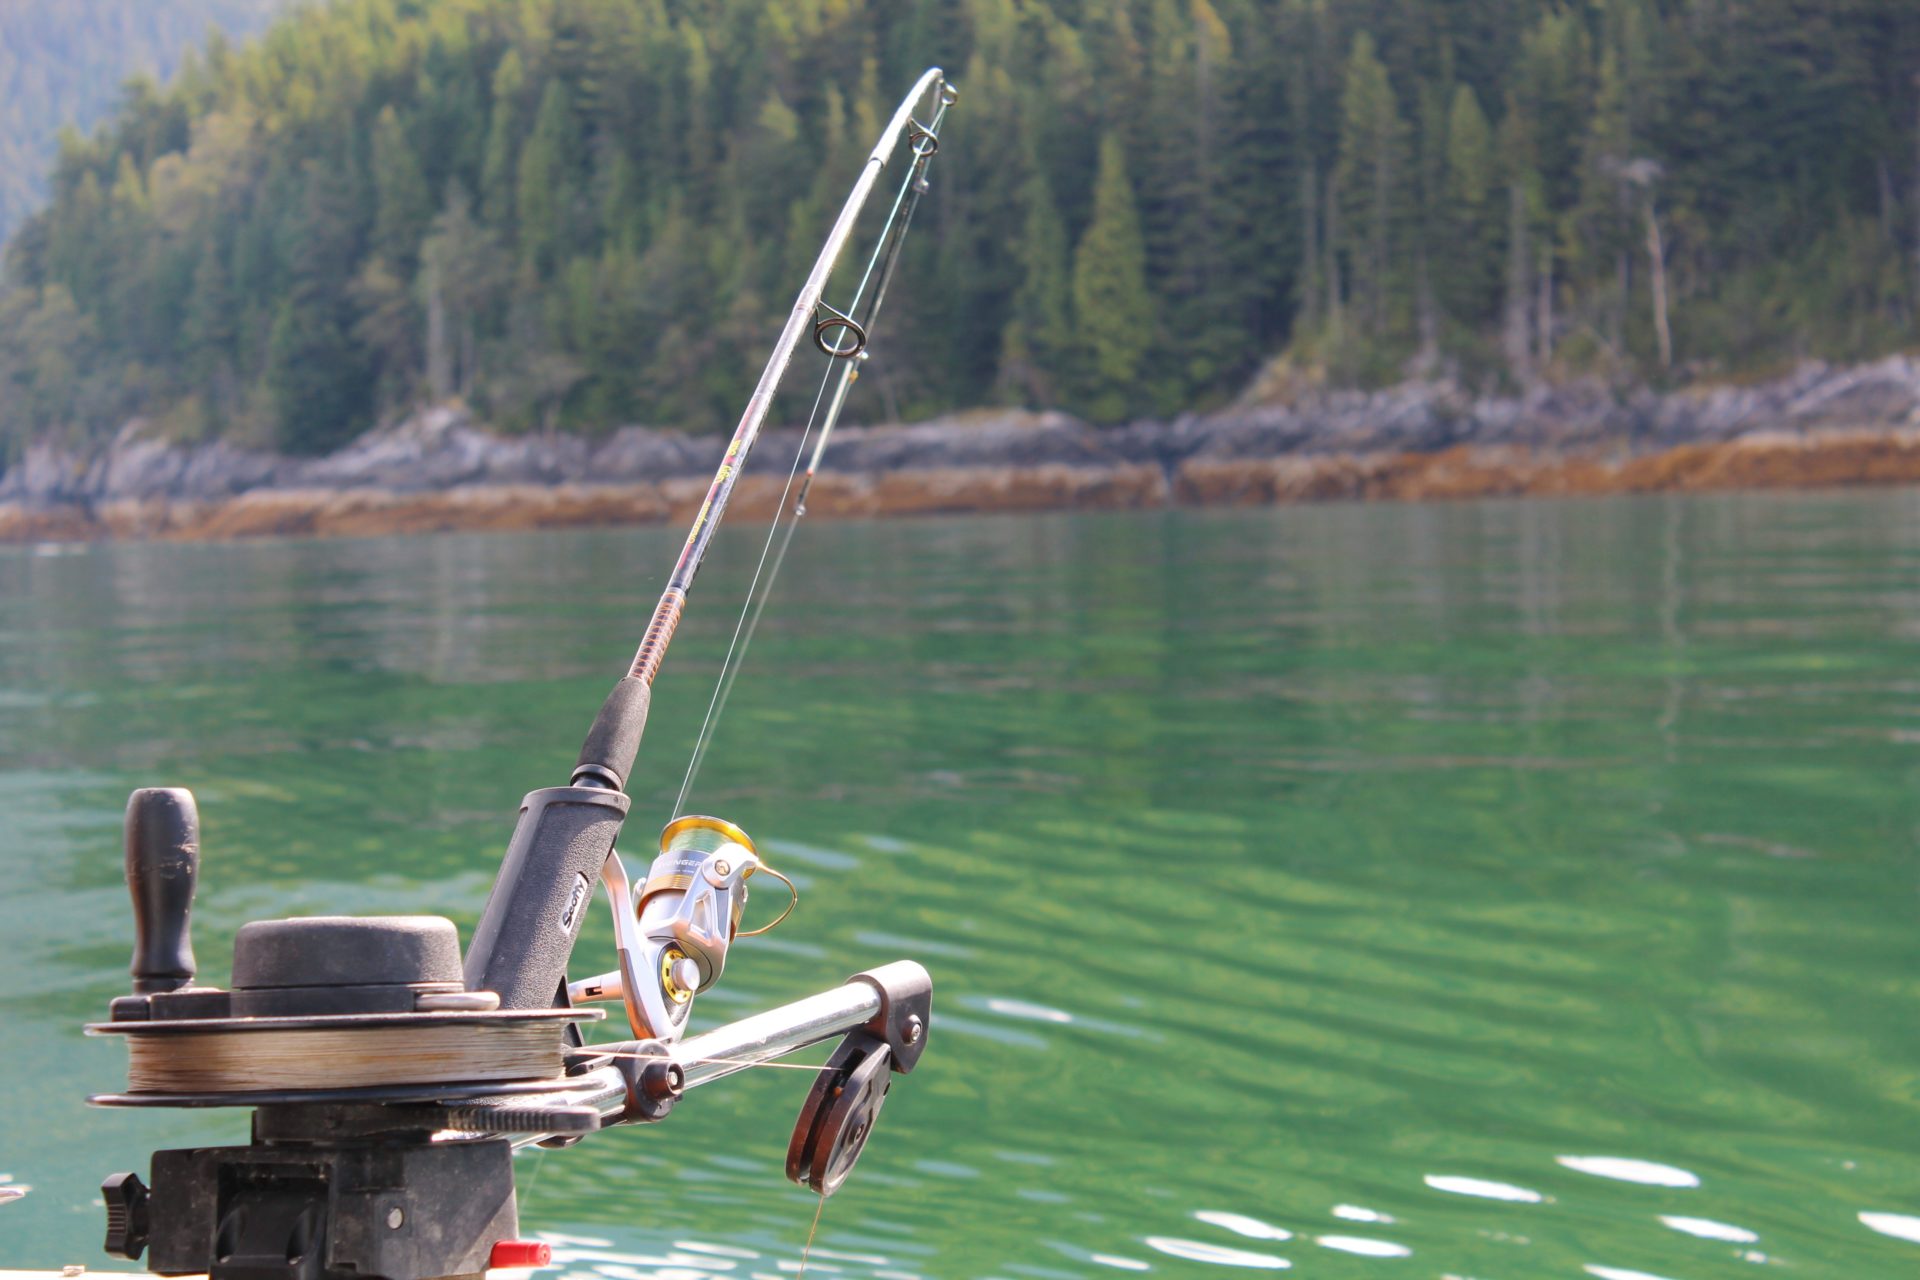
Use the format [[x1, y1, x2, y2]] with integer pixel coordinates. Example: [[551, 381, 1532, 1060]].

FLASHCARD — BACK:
[[567, 815, 797, 1043]]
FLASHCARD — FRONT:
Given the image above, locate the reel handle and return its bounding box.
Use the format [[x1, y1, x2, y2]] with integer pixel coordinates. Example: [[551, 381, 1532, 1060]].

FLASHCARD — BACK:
[[124, 788, 199, 994]]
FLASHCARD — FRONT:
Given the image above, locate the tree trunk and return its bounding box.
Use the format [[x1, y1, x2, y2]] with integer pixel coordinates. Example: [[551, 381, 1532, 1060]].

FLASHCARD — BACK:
[[1325, 176, 1344, 342], [1300, 160, 1320, 333], [459, 320, 477, 400], [1192, 10, 1218, 304], [1879, 157, 1896, 243], [1370, 135, 1391, 335], [1416, 247, 1439, 375], [1645, 198, 1672, 369], [424, 256, 452, 401], [1502, 184, 1532, 380], [1614, 247, 1630, 352], [1536, 242, 1554, 365], [1880, 159, 1905, 326]]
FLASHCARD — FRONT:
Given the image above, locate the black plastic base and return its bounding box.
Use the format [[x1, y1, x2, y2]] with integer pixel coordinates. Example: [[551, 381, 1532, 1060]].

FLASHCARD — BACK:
[[129, 1132, 517, 1280]]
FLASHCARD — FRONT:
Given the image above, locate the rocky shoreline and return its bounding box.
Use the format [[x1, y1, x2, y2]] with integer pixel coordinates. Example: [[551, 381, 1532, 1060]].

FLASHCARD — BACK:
[[6, 357, 1920, 543]]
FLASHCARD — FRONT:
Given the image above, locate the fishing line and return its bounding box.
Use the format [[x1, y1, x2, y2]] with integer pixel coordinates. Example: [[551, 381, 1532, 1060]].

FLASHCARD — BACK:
[[797, 1191, 829, 1280], [672, 169, 916, 818], [671, 356, 837, 818], [672, 104, 949, 816], [587, 1049, 827, 1072], [510, 1139, 554, 1223]]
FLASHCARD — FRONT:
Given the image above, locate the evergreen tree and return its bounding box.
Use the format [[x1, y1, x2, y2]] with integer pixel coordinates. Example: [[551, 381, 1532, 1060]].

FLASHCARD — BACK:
[[1220, 7, 1300, 352], [0, 283, 95, 446], [417, 182, 507, 401], [479, 50, 524, 228], [265, 299, 366, 453], [1500, 94, 1544, 381], [997, 165, 1073, 407], [182, 235, 236, 412], [1070, 132, 1152, 424], [1440, 84, 1499, 327], [1333, 32, 1409, 340], [0, 0, 288, 246], [371, 106, 431, 270], [5, 0, 1920, 454], [350, 255, 420, 413], [264, 158, 371, 452], [516, 80, 576, 277], [1575, 47, 1635, 353]]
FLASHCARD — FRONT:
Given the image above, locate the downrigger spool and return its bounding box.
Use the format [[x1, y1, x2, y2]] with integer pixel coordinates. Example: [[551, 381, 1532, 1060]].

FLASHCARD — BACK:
[[83, 66, 956, 1280]]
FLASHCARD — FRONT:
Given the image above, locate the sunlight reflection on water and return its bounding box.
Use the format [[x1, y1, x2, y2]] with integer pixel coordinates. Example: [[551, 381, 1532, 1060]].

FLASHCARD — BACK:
[[1331, 1204, 1395, 1223], [1424, 1174, 1546, 1203], [1859, 1212, 1920, 1245], [1556, 1156, 1701, 1188], [1659, 1214, 1757, 1243], [1192, 1210, 1292, 1241], [1143, 1237, 1291, 1269], [1315, 1234, 1412, 1257]]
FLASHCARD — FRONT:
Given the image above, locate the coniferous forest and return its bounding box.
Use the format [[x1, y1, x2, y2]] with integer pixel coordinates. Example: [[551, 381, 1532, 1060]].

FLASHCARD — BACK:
[[3, 0, 1920, 458], [0, 1, 291, 246]]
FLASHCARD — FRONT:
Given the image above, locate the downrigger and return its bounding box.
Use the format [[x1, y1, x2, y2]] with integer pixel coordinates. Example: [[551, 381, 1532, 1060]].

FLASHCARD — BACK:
[[85, 68, 957, 1280]]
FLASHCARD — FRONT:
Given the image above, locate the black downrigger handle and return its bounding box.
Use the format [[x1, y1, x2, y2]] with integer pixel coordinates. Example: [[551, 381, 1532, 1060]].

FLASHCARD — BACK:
[[463, 677, 650, 1009], [124, 788, 199, 994]]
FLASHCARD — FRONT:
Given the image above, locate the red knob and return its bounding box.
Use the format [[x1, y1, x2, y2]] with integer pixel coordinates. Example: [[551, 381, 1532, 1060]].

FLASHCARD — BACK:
[[489, 1240, 553, 1269]]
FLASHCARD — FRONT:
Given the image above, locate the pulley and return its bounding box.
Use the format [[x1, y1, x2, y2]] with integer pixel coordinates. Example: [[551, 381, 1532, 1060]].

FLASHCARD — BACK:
[[786, 1032, 895, 1196]]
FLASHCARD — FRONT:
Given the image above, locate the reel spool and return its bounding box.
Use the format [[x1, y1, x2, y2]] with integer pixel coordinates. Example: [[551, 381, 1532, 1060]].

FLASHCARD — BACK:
[[93, 913, 594, 1098]]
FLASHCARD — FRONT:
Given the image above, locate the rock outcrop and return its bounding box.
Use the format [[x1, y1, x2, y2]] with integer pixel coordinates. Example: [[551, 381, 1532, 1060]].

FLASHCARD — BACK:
[[5, 357, 1920, 542]]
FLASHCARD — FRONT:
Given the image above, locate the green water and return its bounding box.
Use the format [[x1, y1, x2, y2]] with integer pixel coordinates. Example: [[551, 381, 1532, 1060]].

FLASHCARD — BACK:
[[3, 494, 1920, 1278]]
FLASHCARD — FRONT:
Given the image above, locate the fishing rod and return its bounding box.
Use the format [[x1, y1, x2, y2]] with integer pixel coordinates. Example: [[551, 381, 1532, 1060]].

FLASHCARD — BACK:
[[81, 68, 955, 1280], [467, 66, 955, 1032], [671, 83, 947, 818]]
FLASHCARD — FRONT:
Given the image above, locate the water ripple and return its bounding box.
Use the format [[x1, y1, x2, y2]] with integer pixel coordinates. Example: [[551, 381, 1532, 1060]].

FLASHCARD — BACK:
[[982, 996, 1075, 1024], [1557, 1156, 1700, 1188], [1316, 1235, 1412, 1258], [1659, 1215, 1757, 1243], [1193, 1210, 1292, 1241], [1424, 1174, 1545, 1203], [1144, 1238, 1290, 1269], [1332, 1205, 1395, 1224], [14, 504, 1920, 1276], [1860, 1212, 1920, 1245], [1089, 1255, 1151, 1271]]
